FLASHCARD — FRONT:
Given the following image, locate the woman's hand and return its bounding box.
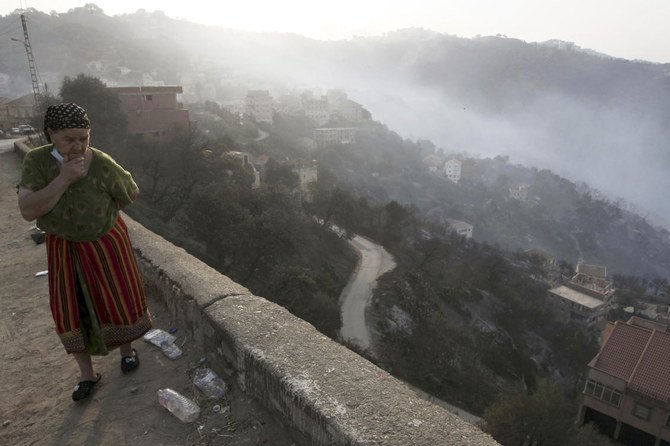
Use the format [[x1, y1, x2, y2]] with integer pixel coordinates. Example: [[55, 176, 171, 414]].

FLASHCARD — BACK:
[[59, 155, 88, 184]]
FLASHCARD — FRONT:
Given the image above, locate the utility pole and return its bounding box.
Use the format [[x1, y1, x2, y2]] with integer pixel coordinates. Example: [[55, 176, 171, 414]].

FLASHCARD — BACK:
[[11, 13, 41, 113]]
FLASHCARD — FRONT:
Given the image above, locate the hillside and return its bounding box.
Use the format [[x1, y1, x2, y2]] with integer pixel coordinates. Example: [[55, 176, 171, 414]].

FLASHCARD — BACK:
[[2, 6, 670, 226]]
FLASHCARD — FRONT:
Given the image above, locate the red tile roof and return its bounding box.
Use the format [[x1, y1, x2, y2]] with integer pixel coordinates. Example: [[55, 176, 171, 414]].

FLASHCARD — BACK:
[[593, 321, 670, 403]]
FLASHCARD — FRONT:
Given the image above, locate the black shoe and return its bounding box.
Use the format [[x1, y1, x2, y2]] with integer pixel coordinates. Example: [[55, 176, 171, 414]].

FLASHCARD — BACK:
[[121, 348, 140, 374], [72, 373, 101, 401]]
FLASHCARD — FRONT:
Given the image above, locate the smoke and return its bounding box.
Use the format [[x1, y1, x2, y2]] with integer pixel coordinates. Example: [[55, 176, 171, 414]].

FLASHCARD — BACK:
[[344, 81, 670, 228]]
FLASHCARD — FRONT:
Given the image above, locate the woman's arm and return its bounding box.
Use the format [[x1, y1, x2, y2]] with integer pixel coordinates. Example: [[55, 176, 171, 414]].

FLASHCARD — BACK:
[[17, 156, 87, 221]]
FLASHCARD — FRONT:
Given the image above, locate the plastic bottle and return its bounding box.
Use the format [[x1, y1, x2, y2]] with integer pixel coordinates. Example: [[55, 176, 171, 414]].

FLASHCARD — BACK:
[[193, 368, 228, 400], [160, 340, 183, 359], [157, 388, 200, 422]]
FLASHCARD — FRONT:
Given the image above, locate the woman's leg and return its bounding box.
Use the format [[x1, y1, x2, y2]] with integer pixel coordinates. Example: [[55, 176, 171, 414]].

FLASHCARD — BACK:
[[72, 352, 97, 381]]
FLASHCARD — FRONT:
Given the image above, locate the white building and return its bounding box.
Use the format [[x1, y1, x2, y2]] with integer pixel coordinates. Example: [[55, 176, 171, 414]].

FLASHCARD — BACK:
[[245, 90, 273, 123], [303, 97, 330, 126], [444, 159, 462, 183], [219, 99, 246, 115], [509, 185, 529, 201], [445, 218, 473, 239], [313, 127, 356, 148]]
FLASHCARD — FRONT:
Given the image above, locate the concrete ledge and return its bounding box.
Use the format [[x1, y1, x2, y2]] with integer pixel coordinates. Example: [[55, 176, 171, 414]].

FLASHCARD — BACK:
[[124, 215, 498, 446]]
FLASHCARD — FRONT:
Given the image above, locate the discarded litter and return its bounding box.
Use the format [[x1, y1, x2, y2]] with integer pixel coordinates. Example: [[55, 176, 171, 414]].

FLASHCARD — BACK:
[[199, 357, 207, 364], [193, 368, 227, 400], [157, 388, 200, 422], [143, 329, 176, 347], [168, 326, 178, 334], [160, 340, 183, 359], [35, 270, 48, 277]]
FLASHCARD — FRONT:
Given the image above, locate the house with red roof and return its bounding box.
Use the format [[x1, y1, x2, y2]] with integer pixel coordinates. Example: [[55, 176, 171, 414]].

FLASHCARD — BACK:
[[577, 316, 670, 445]]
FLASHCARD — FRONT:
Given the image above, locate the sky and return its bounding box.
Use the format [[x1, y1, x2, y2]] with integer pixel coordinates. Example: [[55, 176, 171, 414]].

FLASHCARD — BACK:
[[2, 0, 670, 63]]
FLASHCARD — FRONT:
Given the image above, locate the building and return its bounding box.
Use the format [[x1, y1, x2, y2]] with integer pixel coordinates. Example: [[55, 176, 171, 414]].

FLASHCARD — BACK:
[[577, 317, 670, 446], [577, 262, 608, 279], [219, 99, 246, 116], [326, 90, 364, 122], [445, 218, 473, 239], [303, 96, 330, 126], [313, 127, 356, 148], [547, 285, 609, 326], [109, 85, 191, 141], [547, 263, 615, 329], [0, 93, 35, 130], [509, 185, 529, 201], [245, 90, 273, 123], [422, 154, 443, 173], [444, 159, 462, 183]]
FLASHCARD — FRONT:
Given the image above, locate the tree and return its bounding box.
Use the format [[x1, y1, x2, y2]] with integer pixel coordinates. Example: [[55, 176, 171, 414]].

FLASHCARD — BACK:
[[264, 160, 300, 189], [484, 380, 575, 446], [484, 379, 612, 446], [59, 74, 127, 150]]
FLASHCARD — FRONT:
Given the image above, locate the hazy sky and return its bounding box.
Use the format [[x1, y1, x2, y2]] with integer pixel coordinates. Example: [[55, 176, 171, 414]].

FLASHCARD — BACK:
[[3, 0, 670, 63]]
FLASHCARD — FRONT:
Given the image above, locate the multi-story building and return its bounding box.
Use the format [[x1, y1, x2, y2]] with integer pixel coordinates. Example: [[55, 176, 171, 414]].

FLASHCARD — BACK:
[[303, 96, 330, 126], [577, 317, 670, 446], [245, 90, 273, 123], [326, 90, 364, 122], [547, 285, 609, 326], [313, 127, 356, 148], [444, 158, 462, 183], [547, 263, 615, 329], [109, 85, 191, 141]]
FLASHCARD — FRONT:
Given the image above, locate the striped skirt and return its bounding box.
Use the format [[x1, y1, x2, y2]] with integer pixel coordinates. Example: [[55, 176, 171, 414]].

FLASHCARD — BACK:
[[46, 216, 152, 354]]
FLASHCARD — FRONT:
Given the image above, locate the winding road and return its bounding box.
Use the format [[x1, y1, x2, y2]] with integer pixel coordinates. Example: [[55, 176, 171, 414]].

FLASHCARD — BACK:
[[339, 234, 396, 351], [337, 231, 482, 425]]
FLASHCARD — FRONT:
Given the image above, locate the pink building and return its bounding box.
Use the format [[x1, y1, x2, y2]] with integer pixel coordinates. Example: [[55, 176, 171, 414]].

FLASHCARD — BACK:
[[578, 317, 670, 445], [109, 86, 192, 140]]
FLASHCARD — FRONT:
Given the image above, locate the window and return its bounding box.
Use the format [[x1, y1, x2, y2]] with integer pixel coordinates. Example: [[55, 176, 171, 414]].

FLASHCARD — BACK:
[[665, 413, 670, 429], [145, 95, 153, 101], [594, 382, 604, 399], [583, 379, 622, 407], [633, 403, 651, 420], [584, 380, 596, 395]]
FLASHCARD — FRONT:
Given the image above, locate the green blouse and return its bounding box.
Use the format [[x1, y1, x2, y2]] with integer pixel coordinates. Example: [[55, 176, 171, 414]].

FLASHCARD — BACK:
[[19, 145, 138, 241]]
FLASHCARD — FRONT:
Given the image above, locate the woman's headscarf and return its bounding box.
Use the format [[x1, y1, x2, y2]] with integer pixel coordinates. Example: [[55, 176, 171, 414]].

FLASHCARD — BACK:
[[43, 103, 91, 142]]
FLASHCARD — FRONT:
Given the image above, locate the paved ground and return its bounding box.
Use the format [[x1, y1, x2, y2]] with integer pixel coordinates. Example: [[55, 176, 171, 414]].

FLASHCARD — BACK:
[[0, 140, 298, 446], [339, 235, 395, 352]]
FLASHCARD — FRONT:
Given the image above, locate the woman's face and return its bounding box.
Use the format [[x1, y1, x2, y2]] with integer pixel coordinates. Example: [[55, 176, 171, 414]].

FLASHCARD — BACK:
[[48, 128, 91, 160]]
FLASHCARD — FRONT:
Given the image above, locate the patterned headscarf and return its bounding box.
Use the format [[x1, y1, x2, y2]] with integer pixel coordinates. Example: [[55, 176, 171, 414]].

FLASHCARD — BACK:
[[44, 103, 91, 142]]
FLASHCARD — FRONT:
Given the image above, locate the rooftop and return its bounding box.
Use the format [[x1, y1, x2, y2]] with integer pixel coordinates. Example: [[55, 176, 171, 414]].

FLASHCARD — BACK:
[[592, 320, 670, 403], [548, 285, 605, 309]]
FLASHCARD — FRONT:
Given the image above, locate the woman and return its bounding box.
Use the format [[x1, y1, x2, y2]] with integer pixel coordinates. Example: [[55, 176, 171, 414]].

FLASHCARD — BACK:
[[17, 103, 152, 401]]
